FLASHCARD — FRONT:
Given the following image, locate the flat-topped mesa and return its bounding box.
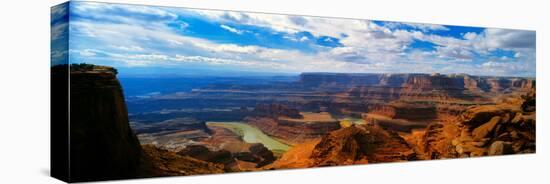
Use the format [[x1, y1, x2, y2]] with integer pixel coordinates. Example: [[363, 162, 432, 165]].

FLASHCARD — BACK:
[[70, 63, 118, 74], [298, 72, 534, 93], [245, 104, 341, 144], [484, 77, 535, 92], [368, 102, 436, 121], [54, 64, 142, 181], [402, 73, 466, 90]]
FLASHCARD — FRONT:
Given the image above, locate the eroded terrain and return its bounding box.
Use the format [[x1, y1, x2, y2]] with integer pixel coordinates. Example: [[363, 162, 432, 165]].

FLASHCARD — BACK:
[[125, 72, 535, 173]]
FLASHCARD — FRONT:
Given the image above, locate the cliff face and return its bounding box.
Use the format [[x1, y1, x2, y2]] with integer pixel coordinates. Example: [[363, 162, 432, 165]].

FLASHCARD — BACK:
[[299, 73, 534, 93], [67, 64, 142, 182], [56, 64, 227, 181], [299, 73, 533, 104]]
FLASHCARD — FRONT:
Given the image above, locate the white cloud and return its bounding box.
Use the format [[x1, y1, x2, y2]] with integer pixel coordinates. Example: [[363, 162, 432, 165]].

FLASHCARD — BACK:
[[130, 54, 170, 61], [119, 59, 155, 67], [435, 45, 474, 61], [110, 45, 144, 51], [68, 2, 535, 77], [51, 22, 68, 41], [78, 49, 98, 57], [382, 22, 449, 32], [409, 23, 449, 31], [463, 32, 478, 40], [188, 8, 535, 74], [71, 2, 177, 22], [483, 28, 536, 49], [220, 24, 244, 34]]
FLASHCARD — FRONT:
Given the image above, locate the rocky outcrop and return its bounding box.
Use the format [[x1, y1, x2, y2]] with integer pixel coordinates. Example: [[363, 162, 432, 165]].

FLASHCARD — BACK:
[[311, 125, 416, 166], [138, 145, 224, 177], [59, 64, 142, 182], [177, 145, 234, 165], [415, 92, 536, 158], [246, 106, 341, 144], [177, 143, 275, 169], [459, 104, 521, 128], [487, 141, 514, 155], [416, 122, 460, 159], [270, 124, 415, 168], [231, 143, 276, 168], [248, 143, 277, 167], [309, 126, 372, 166], [201, 125, 253, 153]]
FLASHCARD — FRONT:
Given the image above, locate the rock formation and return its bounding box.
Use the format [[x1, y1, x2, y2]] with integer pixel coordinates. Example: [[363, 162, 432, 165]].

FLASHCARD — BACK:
[[414, 91, 535, 159], [310, 125, 416, 166], [138, 145, 224, 177], [270, 124, 415, 168], [298, 72, 533, 93], [368, 102, 436, 121], [177, 145, 234, 165], [61, 68, 534, 180], [177, 143, 275, 170], [55, 64, 142, 182], [246, 104, 341, 144], [52, 64, 230, 181]]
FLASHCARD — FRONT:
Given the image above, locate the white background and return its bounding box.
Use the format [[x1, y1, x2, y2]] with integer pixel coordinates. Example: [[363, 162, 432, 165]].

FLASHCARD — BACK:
[[0, 0, 548, 183]]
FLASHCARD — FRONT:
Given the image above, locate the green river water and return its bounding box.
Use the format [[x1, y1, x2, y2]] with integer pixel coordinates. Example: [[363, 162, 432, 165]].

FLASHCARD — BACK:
[[206, 122, 291, 153]]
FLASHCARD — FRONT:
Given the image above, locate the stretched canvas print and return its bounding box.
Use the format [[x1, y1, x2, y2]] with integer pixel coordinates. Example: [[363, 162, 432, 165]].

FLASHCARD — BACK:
[[51, 1, 536, 182]]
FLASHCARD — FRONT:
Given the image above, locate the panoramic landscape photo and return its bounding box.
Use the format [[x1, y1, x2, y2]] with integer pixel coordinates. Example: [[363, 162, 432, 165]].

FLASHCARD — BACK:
[[51, 1, 536, 182]]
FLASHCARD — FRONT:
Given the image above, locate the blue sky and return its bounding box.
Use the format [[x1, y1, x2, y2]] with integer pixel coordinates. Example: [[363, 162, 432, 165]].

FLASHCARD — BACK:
[[50, 2, 69, 66], [52, 2, 536, 77]]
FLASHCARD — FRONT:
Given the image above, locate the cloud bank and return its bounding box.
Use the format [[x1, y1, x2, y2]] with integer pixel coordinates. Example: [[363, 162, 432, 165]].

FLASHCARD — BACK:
[[60, 2, 535, 77]]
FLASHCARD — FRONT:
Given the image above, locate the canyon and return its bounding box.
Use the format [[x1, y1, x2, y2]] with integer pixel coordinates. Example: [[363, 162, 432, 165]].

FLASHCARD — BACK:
[[58, 64, 535, 181]]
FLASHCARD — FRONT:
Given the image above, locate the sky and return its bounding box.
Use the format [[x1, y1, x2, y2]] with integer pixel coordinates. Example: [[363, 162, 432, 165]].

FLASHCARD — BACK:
[[51, 2, 536, 77]]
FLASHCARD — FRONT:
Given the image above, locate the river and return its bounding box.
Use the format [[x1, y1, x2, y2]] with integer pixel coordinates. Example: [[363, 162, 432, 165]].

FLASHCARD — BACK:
[[206, 122, 291, 153]]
